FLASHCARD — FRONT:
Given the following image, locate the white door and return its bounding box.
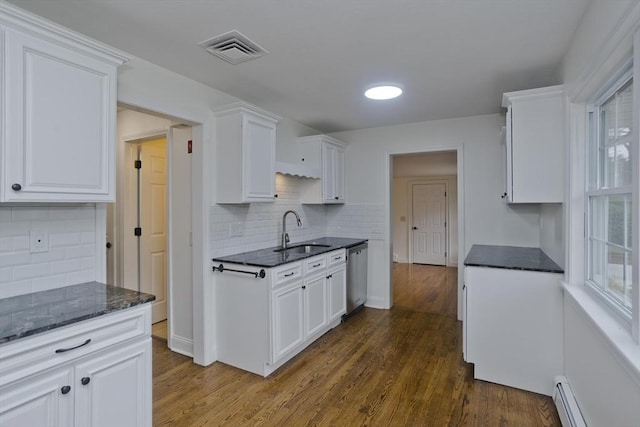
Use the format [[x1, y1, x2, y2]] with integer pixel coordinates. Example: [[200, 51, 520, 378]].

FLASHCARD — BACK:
[[271, 282, 305, 363], [412, 183, 447, 265], [139, 138, 168, 323], [304, 275, 327, 337]]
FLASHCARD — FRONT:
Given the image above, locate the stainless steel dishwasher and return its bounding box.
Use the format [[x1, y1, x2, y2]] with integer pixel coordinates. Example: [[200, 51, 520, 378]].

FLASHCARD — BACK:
[[345, 242, 368, 318]]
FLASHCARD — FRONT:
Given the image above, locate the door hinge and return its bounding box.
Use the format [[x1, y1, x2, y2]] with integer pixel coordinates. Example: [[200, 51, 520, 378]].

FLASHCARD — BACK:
[[134, 227, 142, 236], [134, 160, 142, 169], [445, 251, 447, 257], [444, 191, 447, 197]]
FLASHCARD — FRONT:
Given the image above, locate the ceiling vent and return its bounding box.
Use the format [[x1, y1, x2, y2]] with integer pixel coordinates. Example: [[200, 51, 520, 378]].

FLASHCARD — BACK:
[[199, 30, 268, 65]]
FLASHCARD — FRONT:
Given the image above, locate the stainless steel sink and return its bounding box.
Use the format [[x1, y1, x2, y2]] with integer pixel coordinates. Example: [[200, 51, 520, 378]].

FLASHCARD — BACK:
[[273, 244, 331, 254]]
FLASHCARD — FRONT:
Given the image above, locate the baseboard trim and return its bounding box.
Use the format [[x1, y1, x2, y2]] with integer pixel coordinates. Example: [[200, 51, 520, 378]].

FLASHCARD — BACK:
[[169, 334, 193, 358]]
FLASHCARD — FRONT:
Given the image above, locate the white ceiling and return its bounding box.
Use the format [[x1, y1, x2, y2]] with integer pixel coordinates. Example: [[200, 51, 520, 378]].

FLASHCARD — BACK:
[[7, 0, 590, 133]]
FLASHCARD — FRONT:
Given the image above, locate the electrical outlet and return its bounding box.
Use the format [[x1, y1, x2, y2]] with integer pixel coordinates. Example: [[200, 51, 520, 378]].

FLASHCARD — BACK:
[[30, 230, 49, 253]]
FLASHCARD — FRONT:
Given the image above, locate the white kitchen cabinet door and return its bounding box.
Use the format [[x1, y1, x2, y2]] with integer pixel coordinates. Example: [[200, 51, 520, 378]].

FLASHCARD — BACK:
[[501, 85, 564, 203], [0, 368, 74, 427], [465, 266, 563, 396], [74, 339, 151, 427], [327, 266, 346, 324], [299, 135, 346, 204], [303, 274, 328, 338], [0, 8, 126, 202], [322, 143, 345, 202], [215, 102, 280, 204], [271, 281, 305, 363]]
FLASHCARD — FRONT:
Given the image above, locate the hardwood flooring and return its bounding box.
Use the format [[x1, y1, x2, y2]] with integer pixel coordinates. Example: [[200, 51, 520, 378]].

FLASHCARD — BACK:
[[152, 263, 560, 426]]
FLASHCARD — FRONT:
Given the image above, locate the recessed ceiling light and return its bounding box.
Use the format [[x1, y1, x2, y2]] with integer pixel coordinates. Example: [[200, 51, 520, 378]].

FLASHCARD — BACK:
[[365, 85, 402, 100]]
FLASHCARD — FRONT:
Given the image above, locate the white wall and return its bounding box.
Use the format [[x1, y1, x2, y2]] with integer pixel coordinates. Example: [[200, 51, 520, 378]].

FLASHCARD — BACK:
[[331, 113, 542, 309], [560, 1, 640, 425], [539, 203, 564, 268]]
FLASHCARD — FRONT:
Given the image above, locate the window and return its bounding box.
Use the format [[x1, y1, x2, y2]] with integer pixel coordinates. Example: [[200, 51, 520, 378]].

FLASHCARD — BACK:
[[587, 67, 634, 320]]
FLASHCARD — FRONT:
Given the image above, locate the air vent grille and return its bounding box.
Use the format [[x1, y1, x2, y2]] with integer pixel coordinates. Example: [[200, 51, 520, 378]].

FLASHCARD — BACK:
[[199, 30, 267, 64]]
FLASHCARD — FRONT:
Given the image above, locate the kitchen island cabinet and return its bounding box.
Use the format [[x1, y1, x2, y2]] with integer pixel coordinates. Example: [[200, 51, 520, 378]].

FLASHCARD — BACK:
[[0, 2, 127, 202], [0, 283, 154, 427], [215, 248, 347, 376], [463, 245, 563, 396]]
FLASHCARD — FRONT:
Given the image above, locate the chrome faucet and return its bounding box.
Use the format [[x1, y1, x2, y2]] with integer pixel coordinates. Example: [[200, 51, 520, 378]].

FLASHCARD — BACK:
[[281, 210, 302, 249]]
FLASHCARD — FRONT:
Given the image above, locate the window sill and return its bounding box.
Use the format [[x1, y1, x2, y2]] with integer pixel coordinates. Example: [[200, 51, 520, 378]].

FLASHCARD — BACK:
[[563, 282, 640, 383]]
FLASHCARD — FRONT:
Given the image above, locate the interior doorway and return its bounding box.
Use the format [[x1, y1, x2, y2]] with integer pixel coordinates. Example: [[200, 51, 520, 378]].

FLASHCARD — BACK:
[[390, 150, 461, 316], [107, 106, 194, 350]]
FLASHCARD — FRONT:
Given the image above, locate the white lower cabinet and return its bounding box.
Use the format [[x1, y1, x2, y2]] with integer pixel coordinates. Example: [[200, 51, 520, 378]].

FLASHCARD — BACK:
[[217, 249, 347, 377], [464, 266, 563, 396], [0, 368, 74, 427], [271, 281, 305, 363], [0, 305, 152, 427], [303, 274, 328, 338]]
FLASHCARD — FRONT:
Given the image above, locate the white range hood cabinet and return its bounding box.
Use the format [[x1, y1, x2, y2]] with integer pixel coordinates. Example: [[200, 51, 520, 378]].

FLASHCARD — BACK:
[[275, 161, 321, 179]]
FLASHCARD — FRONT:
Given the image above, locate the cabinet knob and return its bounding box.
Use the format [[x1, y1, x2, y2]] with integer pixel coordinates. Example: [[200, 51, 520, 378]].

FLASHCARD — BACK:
[[61, 385, 71, 395], [106, 242, 112, 249], [81, 377, 91, 386], [412, 226, 418, 230], [334, 196, 339, 200], [302, 285, 306, 289], [11, 183, 21, 191]]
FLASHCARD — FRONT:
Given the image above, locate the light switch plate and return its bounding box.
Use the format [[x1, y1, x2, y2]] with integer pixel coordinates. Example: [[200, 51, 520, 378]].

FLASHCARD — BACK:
[[30, 230, 49, 253]]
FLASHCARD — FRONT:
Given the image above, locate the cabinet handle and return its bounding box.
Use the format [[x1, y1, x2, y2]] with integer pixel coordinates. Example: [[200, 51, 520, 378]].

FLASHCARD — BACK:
[[333, 256, 341, 260], [81, 377, 91, 386], [55, 338, 91, 353], [302, 285, 306, 289], [11, 183, 21, 191], [61, 385, 71, 395], [312, 263, 321, 267], [326, 274, 333, 279], [284, 272, 295, 277]]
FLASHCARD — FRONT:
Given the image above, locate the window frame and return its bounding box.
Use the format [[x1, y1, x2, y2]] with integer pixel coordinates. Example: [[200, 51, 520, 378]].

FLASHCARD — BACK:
[[585, 65, 635, 325]]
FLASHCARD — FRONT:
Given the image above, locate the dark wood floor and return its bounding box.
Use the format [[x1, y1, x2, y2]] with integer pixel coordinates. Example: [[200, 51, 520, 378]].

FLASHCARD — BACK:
[[152, 263, 560, 426]]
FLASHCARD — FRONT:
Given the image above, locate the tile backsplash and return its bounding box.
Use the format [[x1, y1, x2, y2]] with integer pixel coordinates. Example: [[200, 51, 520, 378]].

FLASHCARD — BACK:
[[210, 174, 384, 257], [0, 205, 97, 298]]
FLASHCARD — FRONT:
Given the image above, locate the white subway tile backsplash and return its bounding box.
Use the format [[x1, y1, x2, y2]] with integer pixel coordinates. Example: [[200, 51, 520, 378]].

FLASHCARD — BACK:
[[0, 267, 11, 283], [0, 253, 30, 268], [209, 175, 380, 258], [32, 274, 66, 292], [0, 205, 97, 298], [0, 238, 11, 252], [50, 259, 83, 274], [50, 232, 82, 247], [12, 262, 50, 280]]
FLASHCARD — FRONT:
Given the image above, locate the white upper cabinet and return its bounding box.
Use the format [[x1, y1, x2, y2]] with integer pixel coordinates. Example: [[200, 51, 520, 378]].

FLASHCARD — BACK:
[[501, 85, 565, 203], [299, 135, 346, 204], [0, 3, 127, 202], [214, 102, 280, 204]]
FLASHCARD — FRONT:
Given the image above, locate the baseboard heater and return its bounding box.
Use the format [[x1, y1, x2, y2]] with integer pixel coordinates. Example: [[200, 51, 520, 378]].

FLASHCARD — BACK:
[[553, 376, 586, 427]]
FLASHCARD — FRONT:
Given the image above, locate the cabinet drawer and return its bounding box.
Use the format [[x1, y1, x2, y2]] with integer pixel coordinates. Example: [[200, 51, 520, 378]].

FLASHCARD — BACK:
[[327, 249, 346, 267], [0, 305, 150, 385], [272, 262, 303, 287], [304, 255, 327, 276]]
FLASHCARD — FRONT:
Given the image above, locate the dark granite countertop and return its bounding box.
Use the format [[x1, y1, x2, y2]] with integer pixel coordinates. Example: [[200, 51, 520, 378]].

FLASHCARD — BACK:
[[464, 244, 563, 273], [0, 282, 155, 345], [212, 237, 368, 268]]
